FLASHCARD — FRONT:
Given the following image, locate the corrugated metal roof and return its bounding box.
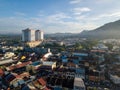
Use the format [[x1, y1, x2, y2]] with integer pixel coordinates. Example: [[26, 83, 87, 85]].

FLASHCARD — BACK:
[[7, 61, 32, 71], [38, 78, 46, 86], [0, 69, 4, 76], [74, 77, 85, 87], [43, 61, 55, 66]]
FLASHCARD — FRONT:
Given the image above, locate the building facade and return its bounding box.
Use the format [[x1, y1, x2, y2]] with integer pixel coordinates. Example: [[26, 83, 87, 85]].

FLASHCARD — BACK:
[[22, 28, 44, 42], [22, 28, 35, 42], [35, 30, 44, 41], [74, 77, 85, 90], [110, 74, 120, 84], [22, 28, 44, 47]]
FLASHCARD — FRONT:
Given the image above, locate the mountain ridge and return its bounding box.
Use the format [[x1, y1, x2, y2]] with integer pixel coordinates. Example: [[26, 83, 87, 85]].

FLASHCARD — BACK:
[[80, 19, 120, 39]]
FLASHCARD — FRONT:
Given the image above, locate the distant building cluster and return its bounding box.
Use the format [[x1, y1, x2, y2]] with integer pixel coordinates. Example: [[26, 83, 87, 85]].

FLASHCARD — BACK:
[[22, 28, 44, 42], [1, 33, 120, 90], [22, 28, 44, 47]]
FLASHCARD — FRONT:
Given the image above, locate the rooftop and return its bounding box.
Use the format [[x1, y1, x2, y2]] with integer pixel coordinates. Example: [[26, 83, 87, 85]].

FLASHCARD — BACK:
[[74, 77, 85, 87]]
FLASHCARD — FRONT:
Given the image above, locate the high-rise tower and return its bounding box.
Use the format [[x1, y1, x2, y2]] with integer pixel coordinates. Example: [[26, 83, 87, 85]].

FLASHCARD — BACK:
[[22, 28, 35, 42], [35, 30, 44, 41]]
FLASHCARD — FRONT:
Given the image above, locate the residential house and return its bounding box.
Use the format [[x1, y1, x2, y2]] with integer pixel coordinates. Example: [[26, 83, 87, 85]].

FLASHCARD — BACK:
[[74, 77, 85, 90]]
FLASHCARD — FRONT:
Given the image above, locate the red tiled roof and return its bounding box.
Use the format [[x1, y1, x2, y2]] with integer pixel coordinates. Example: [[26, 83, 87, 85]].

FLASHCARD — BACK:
[[0, 69, 4, 76], [91, 50, 105, 53], [37, 78, 46, 86], [89, 75, 99, 81], [42, 56, 47, 61], [44, 87, 50, 90], [8, 61, 32, 71], [15, 72, 30, 78], [67, 62, 76, 67]]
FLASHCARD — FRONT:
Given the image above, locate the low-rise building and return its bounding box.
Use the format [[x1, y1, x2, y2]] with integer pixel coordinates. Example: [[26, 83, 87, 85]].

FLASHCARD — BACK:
[[26, 41, 42, 48], [74, 77, 85, 90], [110, 74, 120, 84], [4, 52, 15, 59]]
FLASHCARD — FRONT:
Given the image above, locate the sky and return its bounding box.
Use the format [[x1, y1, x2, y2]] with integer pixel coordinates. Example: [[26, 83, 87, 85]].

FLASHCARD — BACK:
[[0, 0, 120, 34]]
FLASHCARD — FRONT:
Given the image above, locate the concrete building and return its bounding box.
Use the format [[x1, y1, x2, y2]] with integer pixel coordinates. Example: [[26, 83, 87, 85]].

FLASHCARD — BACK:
[[22, 28, 44, 42], [22, 28, 44, 47], [110, 74, 120, 84], [22, 28, 35, 42], [74, 77, 85, 90], [26, 41, 42, 48], [4, 52, 15, 59], [35, 30, 44, 41]]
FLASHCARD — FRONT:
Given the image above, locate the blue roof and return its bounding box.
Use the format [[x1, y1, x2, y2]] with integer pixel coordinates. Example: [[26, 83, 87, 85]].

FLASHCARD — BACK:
[[61, 55, 67, 59], [13, 83, 18, 87], [76, 68, 85, 73], [54, 87, 62, 90], [43, 61, 54, 66], [73, 53, 88, 56], [31, 61, 40, 66], [22, 86, 30, 90], [18, 80, 25, 85], [5, 74, 16, 82]]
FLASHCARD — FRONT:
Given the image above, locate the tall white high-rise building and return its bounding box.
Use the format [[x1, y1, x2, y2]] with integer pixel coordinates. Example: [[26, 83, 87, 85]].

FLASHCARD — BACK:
[[22, 28, 35, 42], [35, 30, 44, 41]]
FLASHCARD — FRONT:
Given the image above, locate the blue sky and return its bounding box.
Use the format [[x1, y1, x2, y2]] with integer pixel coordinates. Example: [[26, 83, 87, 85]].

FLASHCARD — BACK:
[[0, 0, 120, 34]]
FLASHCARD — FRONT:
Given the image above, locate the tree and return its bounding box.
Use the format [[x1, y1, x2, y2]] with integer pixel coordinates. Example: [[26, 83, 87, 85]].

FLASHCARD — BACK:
[[58, 47, 65, 52], [75, 42, 82, 50], [81, 40, 98, 50], [105, 43, 113, 50]]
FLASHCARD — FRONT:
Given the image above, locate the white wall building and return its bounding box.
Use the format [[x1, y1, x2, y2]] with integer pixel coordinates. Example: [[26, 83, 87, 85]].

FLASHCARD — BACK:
[[22, 28, 35, 42], [4, 52, 15, 59], [35, 30, 44, 41], [110, 74, 120, 84], [74, 77, 85, 90], [22, 28, 44, 42]]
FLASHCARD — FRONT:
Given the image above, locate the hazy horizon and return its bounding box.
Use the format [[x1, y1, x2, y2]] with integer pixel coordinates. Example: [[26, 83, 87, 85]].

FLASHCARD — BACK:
[[0, 0, 120, 34]]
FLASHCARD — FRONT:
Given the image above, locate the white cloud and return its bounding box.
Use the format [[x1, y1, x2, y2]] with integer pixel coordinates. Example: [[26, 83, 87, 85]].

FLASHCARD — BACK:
[[95, 0, 114, 4], [0, 10, 98, 34], [37, 10, 45, 17], [69, 0, 81, 4], [46, 12, 71, 23], [42, 15, 97, 33], [91, 12, 120, 20], [99, 12, 120, 18], [2, 10, 120, 33], [72, 7, 91, 15], [0, 17, 43, 33], [75, 15, 86, 20], [34, 11, 97, 33], [73, 7, 91, 12], [15, 12, 26, 16]]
